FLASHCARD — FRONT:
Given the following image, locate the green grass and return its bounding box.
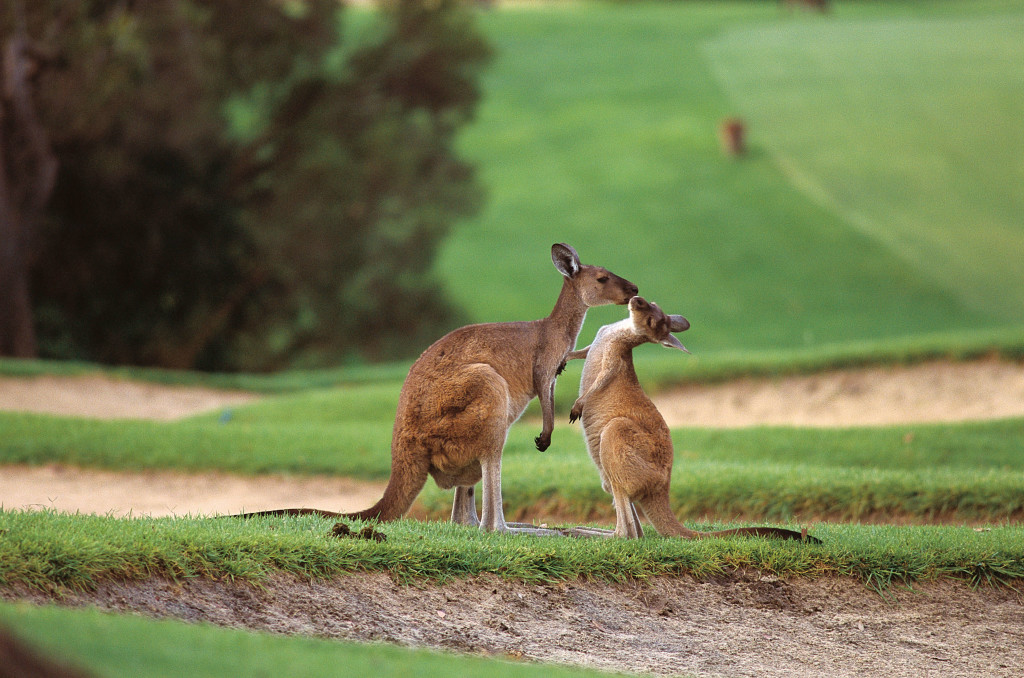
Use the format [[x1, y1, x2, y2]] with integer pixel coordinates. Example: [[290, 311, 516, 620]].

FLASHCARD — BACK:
[[2, 511, 1022, 593], [420, 422, 1024, 525], [0, 602, 611, 678], [432, 0, 1024, 361], [3, 401, 1023, 523], [2, 0, 1023, 580], [705, 7, 1024, 323]]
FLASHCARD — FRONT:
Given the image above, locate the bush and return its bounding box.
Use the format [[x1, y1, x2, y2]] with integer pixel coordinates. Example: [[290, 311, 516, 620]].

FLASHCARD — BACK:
[[4, 0, 489, 371]]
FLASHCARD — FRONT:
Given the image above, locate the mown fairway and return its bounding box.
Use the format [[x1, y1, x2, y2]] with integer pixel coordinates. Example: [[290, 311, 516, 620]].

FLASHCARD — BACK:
[[706, 9, 1024, 323], [436, 0, 1024, 362]]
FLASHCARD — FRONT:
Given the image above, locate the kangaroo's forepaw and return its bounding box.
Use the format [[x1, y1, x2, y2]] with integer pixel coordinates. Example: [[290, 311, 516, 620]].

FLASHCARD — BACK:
[[535, 433, 551, 451], [569, 404, 583, 423]]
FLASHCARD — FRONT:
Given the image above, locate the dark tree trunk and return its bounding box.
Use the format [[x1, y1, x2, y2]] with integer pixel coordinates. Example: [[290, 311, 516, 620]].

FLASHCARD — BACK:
[[0, 202, 38, 357], [0, 8, 58, 358]]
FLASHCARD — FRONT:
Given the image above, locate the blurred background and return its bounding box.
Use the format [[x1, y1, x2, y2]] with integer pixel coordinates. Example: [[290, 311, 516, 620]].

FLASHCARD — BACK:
[[2, 0, 1022, 375]]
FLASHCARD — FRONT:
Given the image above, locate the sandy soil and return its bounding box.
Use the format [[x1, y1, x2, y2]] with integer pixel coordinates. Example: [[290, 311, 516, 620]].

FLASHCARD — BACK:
[[0, 374, 257, 421], [4, 358, 1023, 427], [5, 571, 1022, 678], [0, 464, 385, 518], [3, 361, 1024, 677], [653, 359, 1024, 428]]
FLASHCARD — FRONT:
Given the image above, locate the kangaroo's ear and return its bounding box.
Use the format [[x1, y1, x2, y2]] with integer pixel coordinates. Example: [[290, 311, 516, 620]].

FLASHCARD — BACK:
[[551, 243, 581, 279], [668, 315, 690, 332], [661, 335, 690, 353]]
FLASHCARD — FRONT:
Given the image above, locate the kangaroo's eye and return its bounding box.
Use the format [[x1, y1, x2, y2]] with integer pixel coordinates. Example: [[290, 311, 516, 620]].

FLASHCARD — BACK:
[[597, 276, 609, 283]]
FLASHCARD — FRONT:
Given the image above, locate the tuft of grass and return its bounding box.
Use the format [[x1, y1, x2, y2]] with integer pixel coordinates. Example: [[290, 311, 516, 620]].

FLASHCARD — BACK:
[[1, 510, 1022, 594]]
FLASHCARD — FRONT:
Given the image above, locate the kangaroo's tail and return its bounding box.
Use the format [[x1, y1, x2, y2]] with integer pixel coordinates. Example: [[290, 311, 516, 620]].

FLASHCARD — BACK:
[[343, 441, 431, 522], [226, 442, 431, 522], [638, 492, 821, 543], [636, 491, 701, 538], [707, 526, 821, 543]]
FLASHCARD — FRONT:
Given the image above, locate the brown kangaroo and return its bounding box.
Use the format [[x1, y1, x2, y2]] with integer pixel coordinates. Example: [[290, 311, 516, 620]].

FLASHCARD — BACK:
[[236, 244, 637, 532], [568, 297, 817, 542]]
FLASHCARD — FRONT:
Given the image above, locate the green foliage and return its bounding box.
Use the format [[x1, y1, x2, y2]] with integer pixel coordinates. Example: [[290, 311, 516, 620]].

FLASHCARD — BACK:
[[233, 0, 491, 367], [7, 0, 488, 371]]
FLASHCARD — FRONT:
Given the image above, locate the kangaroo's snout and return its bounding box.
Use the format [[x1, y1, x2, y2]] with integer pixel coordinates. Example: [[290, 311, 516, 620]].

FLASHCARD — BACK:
[[607, 277, 638, 305]]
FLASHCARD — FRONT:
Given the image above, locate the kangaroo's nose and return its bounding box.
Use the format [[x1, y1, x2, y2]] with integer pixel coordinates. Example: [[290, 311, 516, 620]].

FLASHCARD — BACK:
[[626, 282, 639, 296]]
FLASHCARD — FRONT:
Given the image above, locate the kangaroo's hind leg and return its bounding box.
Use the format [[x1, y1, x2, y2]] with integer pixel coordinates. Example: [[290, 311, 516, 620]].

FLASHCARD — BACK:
[[434, 363, 559, 535], [599, 418, 649, 539], [628, 501, 644, 538], [451, 486, 479, 526]]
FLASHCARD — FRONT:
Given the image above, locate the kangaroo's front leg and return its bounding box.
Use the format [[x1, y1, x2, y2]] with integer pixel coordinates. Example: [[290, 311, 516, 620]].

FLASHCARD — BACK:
[[534, 372, 556, 451]]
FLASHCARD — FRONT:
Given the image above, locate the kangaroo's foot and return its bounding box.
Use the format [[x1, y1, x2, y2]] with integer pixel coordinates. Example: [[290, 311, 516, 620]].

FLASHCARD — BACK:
[[504, 521, 552, 529], [503, 525, 565, 537], [559, 526, 616, 538]]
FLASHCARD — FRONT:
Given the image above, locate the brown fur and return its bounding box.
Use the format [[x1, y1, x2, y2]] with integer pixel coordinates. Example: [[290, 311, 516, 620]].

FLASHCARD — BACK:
[[570, 297, 817, 543], [235, 244, 637, 533]]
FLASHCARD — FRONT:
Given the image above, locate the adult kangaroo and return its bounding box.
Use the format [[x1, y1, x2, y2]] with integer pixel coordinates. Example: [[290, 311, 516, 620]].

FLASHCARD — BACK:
[[568, 296, 818, 543], [238, 244, 637, 533]]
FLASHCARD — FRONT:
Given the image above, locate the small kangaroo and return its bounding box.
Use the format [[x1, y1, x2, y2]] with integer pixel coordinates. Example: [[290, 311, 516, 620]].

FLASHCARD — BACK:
[[569, 297, 817, 542], [237, 244, 637, 532]]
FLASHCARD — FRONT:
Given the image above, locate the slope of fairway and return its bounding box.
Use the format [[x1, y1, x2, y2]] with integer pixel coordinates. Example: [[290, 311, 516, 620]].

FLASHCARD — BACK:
[[434, 3, 1018, 359], [704, 9, 1024, 322]]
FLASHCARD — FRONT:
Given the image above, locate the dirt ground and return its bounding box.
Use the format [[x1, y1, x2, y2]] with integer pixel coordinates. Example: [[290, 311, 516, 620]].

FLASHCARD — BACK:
[[2, 360, 1024, 676], [653, 358, 1024, 428], [4, 571, 1022, 678], [0, 464, 385, 518]]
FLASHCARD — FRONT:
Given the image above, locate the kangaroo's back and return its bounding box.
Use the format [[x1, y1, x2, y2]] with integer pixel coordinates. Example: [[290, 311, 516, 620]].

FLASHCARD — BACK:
[[400, 320, 543, 419]]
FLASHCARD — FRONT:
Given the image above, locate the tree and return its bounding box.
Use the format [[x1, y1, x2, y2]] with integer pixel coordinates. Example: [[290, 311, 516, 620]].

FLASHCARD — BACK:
[[0, 1, 57, 358], [1, 0, 489, 371]]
